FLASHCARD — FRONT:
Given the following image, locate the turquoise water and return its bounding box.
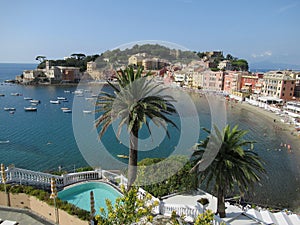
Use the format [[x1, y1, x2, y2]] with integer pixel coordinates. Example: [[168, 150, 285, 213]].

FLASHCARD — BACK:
[[58, 182, 122, 214], [0, 63, 299, 211]]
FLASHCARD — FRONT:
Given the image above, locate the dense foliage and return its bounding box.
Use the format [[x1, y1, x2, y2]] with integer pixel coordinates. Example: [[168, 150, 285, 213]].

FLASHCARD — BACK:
[[0, 184, 90, 221], [197, 51, 249, 71], [95, 185, 158, 225], [101, 44, 199, 65], [37, 54, 99, 72], [136, 156, 197, 198]]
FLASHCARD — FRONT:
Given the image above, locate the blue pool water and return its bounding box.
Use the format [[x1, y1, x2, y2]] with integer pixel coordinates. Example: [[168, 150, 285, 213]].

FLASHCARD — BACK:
[[58, 182, 122, 214]]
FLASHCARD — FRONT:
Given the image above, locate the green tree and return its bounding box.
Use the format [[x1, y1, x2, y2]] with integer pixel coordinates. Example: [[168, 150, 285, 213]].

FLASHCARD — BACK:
[[95, 185, 158, 225], [95, 66, 177, 189], [231, 59, 249, 71], [71, 53, 86, 60], [35, 55, 46, 63], [192, 125, 265, 218]]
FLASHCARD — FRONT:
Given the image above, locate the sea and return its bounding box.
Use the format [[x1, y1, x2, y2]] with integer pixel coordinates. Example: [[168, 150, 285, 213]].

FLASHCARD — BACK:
[[0, 63, 299, 212]]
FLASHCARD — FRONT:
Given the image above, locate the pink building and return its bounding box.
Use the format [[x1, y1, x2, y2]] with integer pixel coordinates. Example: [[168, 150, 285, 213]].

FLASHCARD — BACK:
[[202, 70, 224, 91]]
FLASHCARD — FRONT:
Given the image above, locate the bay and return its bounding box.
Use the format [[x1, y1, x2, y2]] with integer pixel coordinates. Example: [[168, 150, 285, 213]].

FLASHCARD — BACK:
[[0, 63, 299, 212]]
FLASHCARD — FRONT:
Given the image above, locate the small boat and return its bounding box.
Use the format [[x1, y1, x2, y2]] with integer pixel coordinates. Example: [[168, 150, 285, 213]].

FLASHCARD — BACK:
[[117, 154, 129, 159], [9, 111, 15, 114], [64, 90, 71, 93], [63, 109, 72, 113], [61, 107, 69, 110], [83, 110, 92, 114], [24, 97, 32, 100], [57, 97, 67, 100], [24, 107, 37, 111], [85, 97, 94, 101], [11, 93, 22, 96], [0, 140, 10, 144], [0, 94, 5, 97], [50, 100, 60, 104], [4, 107, 16, 111], [30, 99, 40, 104], [31, 103, 38, 106]]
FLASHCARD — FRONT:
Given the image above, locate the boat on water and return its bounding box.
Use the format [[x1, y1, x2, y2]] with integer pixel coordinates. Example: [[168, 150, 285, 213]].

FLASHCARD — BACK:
[[62, 109, 72, 113], [11, 93, 22, 96], [64, 90, 71, 93], [117, 154, 129, 159], [0, 94, 5, 97], [50, 100, 60, 104], [24, 97, 32, 100], [30, 99, 40, 104], [24, 107, 37, 111], [83, 110, 93, 114], [61, 107, 69, 110], [4, 107, 16, 111], [57, 97, 67, 100], [0, 140, 10, 144]]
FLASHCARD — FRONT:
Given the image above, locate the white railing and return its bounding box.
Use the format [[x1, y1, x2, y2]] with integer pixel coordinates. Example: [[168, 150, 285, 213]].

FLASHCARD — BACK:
[[62, 169, 102, 186], [5, 167, 64, 187], [160, 202, 199, 220], [101, 170, 127, 186], [1, 166, 101, 188]]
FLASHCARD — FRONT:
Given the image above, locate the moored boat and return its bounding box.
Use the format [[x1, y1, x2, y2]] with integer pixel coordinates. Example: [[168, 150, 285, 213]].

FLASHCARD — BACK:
[[117, 154, 129, 159], [62, 109, 72, 113], [30, 99, 40, 104], [83, 110, 92, 114], [4, 107, 16, 111], [11, 92, 22, 96], [57, 97, 67, 100], [0, 94, 5, 97], [24, 107, 37, 111], [50, 100, 60, 104], [24, 97, 32, 100]]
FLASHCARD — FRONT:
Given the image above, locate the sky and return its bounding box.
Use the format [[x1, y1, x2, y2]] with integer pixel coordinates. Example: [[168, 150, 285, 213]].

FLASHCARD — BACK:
[[0, 0, 299, 67]]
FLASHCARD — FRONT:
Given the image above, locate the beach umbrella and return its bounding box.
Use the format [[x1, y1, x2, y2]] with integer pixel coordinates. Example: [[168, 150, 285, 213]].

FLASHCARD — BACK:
[[1, 163, 6, 184], [90, 191, 96, 225]]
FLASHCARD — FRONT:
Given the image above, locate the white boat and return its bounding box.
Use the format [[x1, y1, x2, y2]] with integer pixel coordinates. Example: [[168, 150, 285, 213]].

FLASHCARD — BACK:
[[64, 90, 71, 93], [4, 107, 16, 111], [50, 100, 60, 104], [62, 109, 72, 113], [85, 97, 94, 101], [117, 154, 129, 159], [11, 93, 22, 96], [24, 107, 37, 111], [24, 97, 32, 100], [61, 107, 69, 110], [0, 94, 5, 97], [57, 97, 67, 100], [83, 110, 92, 114], [30, 99, 40, 104]]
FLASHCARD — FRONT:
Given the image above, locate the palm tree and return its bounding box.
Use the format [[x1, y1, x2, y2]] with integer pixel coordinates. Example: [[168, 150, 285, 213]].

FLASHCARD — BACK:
[[191, 125, 265, 218], [95, 66, 177, 189]]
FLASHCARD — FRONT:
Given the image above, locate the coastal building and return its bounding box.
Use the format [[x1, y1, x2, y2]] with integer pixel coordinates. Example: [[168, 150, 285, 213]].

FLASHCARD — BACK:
[[240, 72, 264, 94], [218, 60, 232, 71], [45, 61, 82, 84], [262, 71, 296, 101], [22, 69, 45, 82], [223, 71, 243, 93], [128, 54, 170, 71], [202, 70, 224, 91]]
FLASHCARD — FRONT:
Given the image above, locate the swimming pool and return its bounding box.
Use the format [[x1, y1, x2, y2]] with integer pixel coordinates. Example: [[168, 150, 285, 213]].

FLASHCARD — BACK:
[[58, 182, 122, 215]]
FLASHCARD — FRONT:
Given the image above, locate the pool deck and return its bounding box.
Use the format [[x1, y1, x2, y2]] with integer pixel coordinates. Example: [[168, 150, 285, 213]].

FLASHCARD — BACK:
[[0, 206, 54, 225]]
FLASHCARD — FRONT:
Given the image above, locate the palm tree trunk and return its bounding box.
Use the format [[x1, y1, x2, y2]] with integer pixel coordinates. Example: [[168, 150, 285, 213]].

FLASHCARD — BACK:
[[217, 187, 226, 218], [127, 124, 139, 190]]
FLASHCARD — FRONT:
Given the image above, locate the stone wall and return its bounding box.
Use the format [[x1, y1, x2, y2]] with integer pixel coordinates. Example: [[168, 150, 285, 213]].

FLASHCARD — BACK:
[[0, 191, 88, 225]]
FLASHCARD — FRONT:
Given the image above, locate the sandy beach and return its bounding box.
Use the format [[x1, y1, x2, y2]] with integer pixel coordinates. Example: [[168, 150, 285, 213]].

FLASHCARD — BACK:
[[232, 100, 300, 154]]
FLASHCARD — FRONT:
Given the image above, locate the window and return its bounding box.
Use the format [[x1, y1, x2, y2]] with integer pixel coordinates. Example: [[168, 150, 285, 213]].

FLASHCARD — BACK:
[[283, 93, 285, 96], [291, 87, 293, 91], [284, 81, 286, 84], [290, 93, 292, 96], [292, 81, 294, 84], [283, 87, 285, 91]]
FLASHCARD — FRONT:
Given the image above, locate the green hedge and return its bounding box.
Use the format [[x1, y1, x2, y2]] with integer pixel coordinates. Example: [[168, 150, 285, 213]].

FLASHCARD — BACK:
[[0, 184, 90, 221]]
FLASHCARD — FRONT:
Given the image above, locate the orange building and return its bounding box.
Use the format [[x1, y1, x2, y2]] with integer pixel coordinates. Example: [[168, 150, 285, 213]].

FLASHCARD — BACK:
[[240, 72, 264, 94]]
